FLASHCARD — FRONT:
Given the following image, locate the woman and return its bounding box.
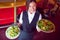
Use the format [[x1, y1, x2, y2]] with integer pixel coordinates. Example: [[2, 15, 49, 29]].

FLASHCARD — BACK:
[[18, 0, 42, 40]]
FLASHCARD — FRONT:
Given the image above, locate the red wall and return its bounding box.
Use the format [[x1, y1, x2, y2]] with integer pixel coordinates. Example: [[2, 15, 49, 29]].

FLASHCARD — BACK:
[[0, 8, 14, 25]]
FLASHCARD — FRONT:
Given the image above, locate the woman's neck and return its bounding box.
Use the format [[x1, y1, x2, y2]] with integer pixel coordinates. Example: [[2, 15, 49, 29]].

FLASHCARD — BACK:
[[28, 10, 36, 14]]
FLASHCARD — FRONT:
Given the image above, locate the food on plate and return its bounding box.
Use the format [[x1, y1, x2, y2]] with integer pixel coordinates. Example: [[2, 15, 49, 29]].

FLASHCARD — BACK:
[[6, 25, 20, 39], [37, 19, 55, 32]]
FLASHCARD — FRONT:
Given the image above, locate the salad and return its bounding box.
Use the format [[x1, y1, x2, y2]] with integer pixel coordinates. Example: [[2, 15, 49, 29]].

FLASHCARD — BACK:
[[6, 25, 20, 39], [37, 19, 55, 33]]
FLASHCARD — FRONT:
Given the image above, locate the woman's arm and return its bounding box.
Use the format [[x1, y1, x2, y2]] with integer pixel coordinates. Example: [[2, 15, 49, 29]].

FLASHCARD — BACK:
[[36, 14, 42, 32], [18, 11, 23, 27], [36, 25, 41, 32]]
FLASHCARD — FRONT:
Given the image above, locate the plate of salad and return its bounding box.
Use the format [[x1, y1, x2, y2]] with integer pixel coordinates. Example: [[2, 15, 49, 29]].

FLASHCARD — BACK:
[[37, 19, 55, 33], [5, 25, 20, 39]]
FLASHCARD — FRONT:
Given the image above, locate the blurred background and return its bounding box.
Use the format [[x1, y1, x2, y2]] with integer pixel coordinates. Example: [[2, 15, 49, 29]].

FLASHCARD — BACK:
[[0, 0, 60, 40]]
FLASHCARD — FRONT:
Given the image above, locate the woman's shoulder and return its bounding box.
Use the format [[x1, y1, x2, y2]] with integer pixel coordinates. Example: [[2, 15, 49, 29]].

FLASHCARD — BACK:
[[23, 10, 27, 13], [36, 10, 41, 15]]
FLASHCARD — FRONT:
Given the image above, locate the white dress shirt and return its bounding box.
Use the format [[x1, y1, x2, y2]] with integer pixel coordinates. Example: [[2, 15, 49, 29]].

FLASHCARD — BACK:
[[19, 11, 42, 32]]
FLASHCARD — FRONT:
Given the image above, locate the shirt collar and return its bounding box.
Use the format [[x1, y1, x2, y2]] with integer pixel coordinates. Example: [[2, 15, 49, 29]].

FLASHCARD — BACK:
[[27, 11, 36, 15]]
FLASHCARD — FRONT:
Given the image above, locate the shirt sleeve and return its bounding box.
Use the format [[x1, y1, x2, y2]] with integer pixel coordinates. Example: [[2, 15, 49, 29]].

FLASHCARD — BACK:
[[38, 14, 42, 20], [19, 12, 23, 24], [36, 14, 42, 32]]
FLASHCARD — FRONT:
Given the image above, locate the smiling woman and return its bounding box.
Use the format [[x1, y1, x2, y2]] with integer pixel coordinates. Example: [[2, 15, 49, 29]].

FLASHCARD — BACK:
[[18, 0, 42, 40]]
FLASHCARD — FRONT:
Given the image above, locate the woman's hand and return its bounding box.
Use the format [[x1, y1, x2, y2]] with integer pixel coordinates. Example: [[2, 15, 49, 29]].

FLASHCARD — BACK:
[[36, 25, 41, 32], [17, 23, 21, 27]]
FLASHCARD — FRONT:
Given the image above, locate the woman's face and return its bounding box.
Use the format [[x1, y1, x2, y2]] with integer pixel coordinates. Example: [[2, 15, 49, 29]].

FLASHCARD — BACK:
[[28, 2, 36, 13]]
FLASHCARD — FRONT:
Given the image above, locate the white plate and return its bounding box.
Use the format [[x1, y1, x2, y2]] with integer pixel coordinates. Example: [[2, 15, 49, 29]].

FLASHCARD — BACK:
[[37, 19, 55, 33], [37, 25, 55, 33], [5, 26, 20, 39]]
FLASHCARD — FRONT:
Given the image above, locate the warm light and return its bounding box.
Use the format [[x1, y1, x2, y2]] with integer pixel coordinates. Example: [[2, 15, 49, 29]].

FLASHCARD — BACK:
[[48, 0, 55, 4], [24, 2, 26, 5], [36, 0, 41, 2], [11, 3, 14, 6]]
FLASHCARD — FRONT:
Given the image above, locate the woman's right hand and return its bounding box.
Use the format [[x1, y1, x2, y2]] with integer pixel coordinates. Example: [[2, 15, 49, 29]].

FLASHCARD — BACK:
[[17, 23, 21, 27]]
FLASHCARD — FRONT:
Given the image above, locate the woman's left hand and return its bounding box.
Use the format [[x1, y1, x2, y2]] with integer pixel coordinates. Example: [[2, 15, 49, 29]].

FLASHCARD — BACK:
[[36, 25, 41, 32]]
